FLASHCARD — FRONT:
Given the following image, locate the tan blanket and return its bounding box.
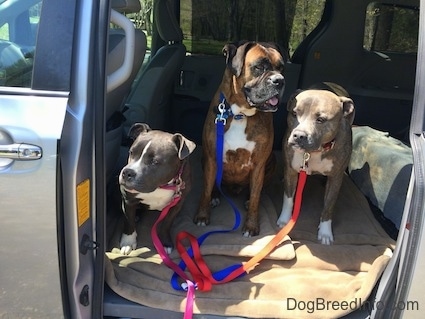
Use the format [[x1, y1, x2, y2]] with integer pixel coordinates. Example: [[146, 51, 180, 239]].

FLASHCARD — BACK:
[[105, 149, 395, 318]]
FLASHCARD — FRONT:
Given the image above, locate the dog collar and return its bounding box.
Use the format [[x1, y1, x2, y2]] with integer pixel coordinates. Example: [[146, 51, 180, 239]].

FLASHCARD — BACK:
[[305, 139, 335, 155], [215, 92, 246, 124], [159, 162, 186, 197], [321, 139, 335, 152], [309, 139, 335, 153]]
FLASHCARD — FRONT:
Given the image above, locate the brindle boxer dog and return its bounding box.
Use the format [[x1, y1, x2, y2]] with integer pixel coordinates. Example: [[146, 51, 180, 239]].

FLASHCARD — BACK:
[[194, 41, 285, 237]]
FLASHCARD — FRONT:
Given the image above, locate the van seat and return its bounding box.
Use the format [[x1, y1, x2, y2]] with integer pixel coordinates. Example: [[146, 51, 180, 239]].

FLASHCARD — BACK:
[[123, 0, 186, 131]]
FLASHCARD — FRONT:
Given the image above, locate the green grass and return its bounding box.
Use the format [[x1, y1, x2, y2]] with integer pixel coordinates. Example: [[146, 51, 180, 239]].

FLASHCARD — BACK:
[[146, 34, 224, 55], [0, 23, 9, 40], [183, 38, 224, 55]]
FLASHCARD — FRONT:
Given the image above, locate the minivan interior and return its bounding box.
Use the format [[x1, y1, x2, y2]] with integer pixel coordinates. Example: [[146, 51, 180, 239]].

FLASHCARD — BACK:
[[101, 0, 419, 318]]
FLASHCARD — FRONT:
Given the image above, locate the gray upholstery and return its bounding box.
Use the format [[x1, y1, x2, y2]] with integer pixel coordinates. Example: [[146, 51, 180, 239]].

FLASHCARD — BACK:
[[123, 0, 186, 131], [106, 29, 146, 121], [111, 0, 141, 13], [155, 0, 183, 42], [106, 0, 146, 181]]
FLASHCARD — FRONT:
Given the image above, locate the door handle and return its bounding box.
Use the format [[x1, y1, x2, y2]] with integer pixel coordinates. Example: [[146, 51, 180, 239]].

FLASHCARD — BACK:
[[0, 143, 42, 160]]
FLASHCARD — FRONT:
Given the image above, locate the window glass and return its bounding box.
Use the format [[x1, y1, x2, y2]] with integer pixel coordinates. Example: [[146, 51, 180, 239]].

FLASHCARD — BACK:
[[126, 0, 152, 51], [364, 3, 419, 53], [289, 0, 325, 55], [179, 0, 325, 58], [0, 0, 42, 87], [118, 0, 152, 69]]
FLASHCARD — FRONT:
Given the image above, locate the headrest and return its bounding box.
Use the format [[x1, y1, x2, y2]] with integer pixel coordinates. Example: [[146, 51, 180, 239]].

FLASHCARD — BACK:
[[111, 0, 141, 14], [154, 0, 183, 43]]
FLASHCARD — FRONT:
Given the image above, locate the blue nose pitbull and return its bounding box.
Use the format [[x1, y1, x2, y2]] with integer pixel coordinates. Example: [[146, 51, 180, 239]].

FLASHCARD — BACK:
[[277, 82, 355, 245], [119, 123, 196, 255]]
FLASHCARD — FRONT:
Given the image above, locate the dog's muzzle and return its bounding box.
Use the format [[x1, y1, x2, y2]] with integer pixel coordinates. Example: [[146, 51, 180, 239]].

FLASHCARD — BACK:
[[245, 73, 285, 112], [288, 129, 315, 150]]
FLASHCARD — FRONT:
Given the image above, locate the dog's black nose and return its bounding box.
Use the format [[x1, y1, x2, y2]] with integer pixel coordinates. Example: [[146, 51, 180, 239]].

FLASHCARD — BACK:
[[268, 74, 285, 88], [292, 130, 308, 144], [121, 168, 136, 181]]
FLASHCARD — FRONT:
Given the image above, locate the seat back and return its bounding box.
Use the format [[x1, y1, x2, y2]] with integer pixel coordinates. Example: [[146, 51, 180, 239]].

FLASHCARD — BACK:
[[123, 0, 186, 132], [106, 0, 147, 181]]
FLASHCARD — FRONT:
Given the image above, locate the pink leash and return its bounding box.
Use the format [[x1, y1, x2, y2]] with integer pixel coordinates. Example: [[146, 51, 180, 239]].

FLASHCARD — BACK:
[[151, 195, 196, 319]]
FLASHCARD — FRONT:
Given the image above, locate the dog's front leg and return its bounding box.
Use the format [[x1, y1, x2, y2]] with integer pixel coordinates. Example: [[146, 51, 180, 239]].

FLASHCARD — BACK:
[[277, 169, 299, 228], [160, 202, 184, 253], [318, 174, 343, 245], [194, 154, 217, 226], [242, 163, 266, 237], [120, 203, 137, 255]]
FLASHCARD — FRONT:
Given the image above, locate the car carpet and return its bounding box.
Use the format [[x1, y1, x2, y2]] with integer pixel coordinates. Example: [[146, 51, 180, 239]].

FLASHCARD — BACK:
[[105, 146, 395, 319]]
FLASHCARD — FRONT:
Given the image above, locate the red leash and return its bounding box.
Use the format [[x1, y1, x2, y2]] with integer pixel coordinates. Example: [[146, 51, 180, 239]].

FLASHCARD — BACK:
[[151, 168, 308, 318], [176, 169, 307, 287]]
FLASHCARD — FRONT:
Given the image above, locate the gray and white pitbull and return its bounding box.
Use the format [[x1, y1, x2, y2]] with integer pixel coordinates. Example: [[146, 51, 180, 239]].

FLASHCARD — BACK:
[[119, 123, 196, 255], [277, 82, 355, 244]]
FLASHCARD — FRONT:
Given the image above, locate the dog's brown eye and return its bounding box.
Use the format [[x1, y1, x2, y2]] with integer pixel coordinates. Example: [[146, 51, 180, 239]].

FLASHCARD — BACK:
[[316, 116, 327, 123], [149, 157, 159, 165], [253, 66, 264, 75]]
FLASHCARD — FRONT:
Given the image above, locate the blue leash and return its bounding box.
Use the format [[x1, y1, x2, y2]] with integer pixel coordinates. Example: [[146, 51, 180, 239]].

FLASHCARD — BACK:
[[170, 94, 246, 290]]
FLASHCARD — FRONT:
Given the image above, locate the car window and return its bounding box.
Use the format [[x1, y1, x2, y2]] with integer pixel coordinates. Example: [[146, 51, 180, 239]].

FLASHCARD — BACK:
[[0, 0, 42, 88], [119, 0, 151, 65], [179, 0, 325, 58], [363, 2, 419, 53]]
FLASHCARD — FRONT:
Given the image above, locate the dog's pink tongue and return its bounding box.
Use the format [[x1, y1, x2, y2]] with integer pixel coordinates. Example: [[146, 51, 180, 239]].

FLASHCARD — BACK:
[[267, 96, 279, 106]]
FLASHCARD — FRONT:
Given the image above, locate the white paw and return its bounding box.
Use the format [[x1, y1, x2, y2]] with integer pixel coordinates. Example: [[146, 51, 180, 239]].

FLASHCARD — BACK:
[[196, 221, 207, 226], [164, 246, 173, 254], [242, 231, 252, 238], [277, 195, 293, 227], [120, 231, 137, 255], [318, 220, 334, 245]]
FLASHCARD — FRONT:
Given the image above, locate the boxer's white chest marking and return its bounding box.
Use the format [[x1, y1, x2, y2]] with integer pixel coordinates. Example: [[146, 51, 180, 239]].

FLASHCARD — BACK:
[[291, 151, 334, 175], [223, 117, 255, 162]]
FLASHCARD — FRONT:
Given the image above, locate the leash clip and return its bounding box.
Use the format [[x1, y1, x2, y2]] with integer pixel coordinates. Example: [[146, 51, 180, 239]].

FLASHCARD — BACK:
[[174, 176, 185, 197], [181, 282, 198, 291], [301, 152, 310, 171], [215, 100, 227, 125]]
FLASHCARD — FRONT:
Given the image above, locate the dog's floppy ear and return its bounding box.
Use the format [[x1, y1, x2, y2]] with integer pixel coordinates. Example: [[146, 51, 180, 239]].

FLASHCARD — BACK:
[[128, 123, 151, 140], [223, 43, 238, 66], [223, 41, 254, 77], [286, 89, 303, 111], [340, 97, 355, 125], [172, 134, 196, 160]]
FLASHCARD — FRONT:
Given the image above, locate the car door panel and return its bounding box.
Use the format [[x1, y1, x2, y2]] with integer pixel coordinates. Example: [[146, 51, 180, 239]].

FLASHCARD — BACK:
[[0, 0, 101, 317], [0, 92, 67, 318]]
